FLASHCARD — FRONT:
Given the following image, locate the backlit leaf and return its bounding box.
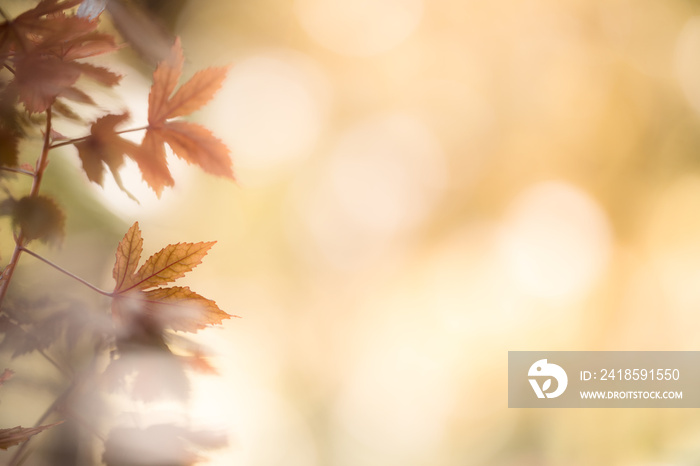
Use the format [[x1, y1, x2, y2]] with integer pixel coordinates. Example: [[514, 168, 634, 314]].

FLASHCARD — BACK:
[[148, 38, 185, 125], [136, 38, 233, 195], [142, 286, 229, 332], [159, 66, 228, 120], [131, 241, 215, 292], [130, 129, 173, 196], [159, 121, 234, 179], [111, 223, 230, 333], [112, 221, 143, 292]]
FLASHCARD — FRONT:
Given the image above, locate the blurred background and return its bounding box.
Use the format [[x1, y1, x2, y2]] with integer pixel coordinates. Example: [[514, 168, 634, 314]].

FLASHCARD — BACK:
[[8, 0, 700, 464]]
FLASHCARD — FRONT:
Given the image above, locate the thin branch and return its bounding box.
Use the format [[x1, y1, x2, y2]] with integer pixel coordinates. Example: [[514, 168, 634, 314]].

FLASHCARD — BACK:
[[0, 166, 34, 176], [0, 108, 53, 308], [49, 125, 149, 149], [116, 126, 149, 135], [19, 246, 114, 297], [36, 348, 71, 376], [8, 383, 75, 466]]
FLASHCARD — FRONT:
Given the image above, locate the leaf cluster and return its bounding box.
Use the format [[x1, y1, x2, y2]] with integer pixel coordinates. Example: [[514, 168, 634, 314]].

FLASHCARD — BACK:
[[0, 1, 237, 463]]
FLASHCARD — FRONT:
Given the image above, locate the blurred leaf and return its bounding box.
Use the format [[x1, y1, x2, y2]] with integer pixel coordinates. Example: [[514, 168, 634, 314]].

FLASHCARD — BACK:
[[1, 2, 120, 113], [103, 350, 189, 401], [0, 298, 110, 358], [0, 0, 83, 57], [52, 99, 84, 121], [12, 195, 65, 243], [105, 0, 175, 66], [142, 286, 229, 333], [0, 422, 63, 450], [12, 16, 119, 113], [103, 424, 226, 466], [75, 113, 138, 199]]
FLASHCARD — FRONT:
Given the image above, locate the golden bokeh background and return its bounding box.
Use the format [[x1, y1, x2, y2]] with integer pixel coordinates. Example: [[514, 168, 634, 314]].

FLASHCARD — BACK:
[[8, 0, 700, 464]]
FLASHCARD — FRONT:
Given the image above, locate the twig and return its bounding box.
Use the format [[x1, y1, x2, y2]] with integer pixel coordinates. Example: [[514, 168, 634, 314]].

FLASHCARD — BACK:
[[19, 246, 114, 297], [7, 383, 74, 466], [36, 348, 72, 377], [49, 125, 149, 149], [0, 166, 34, 176], [0, 108, 53, 309]]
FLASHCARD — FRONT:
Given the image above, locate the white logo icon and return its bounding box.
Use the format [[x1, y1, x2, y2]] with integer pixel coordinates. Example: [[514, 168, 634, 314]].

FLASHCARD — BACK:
[[528, 359, 568, 398]]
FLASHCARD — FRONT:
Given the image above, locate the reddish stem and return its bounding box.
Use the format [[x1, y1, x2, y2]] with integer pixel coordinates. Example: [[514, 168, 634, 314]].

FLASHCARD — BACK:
[[49, 125, 149, 149], [0, 108, 53, 308]]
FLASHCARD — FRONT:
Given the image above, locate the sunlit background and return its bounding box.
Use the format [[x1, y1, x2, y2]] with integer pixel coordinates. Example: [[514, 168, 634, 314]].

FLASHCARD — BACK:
[[8, 0, 700, 464]]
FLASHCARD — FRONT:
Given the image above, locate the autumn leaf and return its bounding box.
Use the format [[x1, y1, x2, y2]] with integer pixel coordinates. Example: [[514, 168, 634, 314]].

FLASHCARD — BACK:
[[14, 53, 82, 113], [135, 38, 233, 196], [2, 5, 121, 113], [155, 121, 232, 178], [0, 422, 63, 450], [75, 113, 139, 199], [133, 128, 174, 192], [111, 222, 230, 333], [142, 286, 229, 333], [9, 195, 65, 244], [112, 222, 143, 292], [148, 45, 227, 123], [0, 0, 82, 57]]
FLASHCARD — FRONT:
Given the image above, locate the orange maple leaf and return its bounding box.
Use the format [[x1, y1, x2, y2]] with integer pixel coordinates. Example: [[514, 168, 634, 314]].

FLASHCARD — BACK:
[[135, 38, 233, 196], [111, 222, 230, 333]]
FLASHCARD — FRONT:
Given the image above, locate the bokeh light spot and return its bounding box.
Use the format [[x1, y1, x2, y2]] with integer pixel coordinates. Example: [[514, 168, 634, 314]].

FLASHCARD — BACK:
[[498, 181, 613, 300], [295, 0, 424, 56], [207, 51, 330, 185], [291, 113, 446, 270]]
